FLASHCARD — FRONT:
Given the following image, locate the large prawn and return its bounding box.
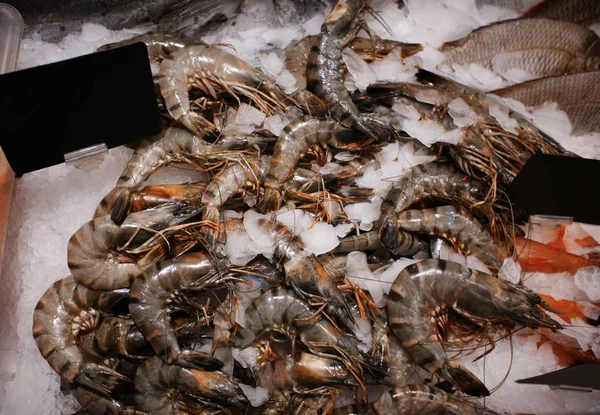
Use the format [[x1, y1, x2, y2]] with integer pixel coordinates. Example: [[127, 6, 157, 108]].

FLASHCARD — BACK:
[[307, 0, 396, 140], [97, 126, 264, 224], [32, 276, 131, 396], [158, 45, 292, 136], [134, 356, 247, 413], [69, 203, 204, 291], [396, 205, 505, 268], [387, 259, 561, 396], [129, 251, 229, 369]]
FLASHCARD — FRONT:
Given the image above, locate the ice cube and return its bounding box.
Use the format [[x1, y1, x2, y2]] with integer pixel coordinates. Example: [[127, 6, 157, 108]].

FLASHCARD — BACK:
[[240, 384, 270, 407], [345, 200, 383, 227], [301, 221, 340, 255], [342, 48, 377, 92], [259, 52, 284, 77], [236, 103, 267, 126], [447, 97, 478, 127], [498, 258, 522, 284], [276, 69, 298, 94], [303, 13, 326, 35], [574, 266, 600, 301], [265, 113, 287, 136]]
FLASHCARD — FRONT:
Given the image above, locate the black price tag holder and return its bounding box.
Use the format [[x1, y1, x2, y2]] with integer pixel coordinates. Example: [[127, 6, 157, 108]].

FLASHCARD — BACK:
[[0, 42, 162, 176], [507, 154, 600, 226]]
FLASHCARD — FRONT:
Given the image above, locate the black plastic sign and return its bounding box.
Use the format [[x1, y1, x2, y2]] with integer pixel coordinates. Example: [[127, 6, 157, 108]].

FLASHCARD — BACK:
[[507, 154, 600, 225], [0, 42, 162, 175]]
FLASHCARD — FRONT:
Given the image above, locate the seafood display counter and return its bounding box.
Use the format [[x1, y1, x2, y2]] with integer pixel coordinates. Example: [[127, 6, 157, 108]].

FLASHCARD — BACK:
[[1, 0, 600, 414]]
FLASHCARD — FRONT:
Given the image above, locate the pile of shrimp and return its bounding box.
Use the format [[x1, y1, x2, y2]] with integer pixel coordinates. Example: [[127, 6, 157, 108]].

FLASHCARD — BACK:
[[32, 0, 600, 414]]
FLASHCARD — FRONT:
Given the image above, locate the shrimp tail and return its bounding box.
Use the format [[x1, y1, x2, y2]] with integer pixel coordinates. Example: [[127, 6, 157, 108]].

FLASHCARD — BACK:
[[328, 185, 374, 201], [110, 188, 133, 225], [379, 218, 400, 251], [77, 363, 132, 396], [176, 349, 224, 371], [365, 82, 411, 99], [358, 116, 397, 142], [442, 362, 490, 397], [259, 186, 283, 213], [292, 90, 330, 118]]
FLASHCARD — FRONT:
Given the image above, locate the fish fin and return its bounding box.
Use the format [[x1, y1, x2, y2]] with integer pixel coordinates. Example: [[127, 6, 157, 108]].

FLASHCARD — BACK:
[[158, 0, 242, 33], [443, 362, 490, 397], [521, 0, 552, 18], [177, 350, 224, 371]]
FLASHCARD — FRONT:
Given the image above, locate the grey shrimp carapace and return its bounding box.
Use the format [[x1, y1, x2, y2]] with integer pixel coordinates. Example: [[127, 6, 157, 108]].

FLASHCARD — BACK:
[[32, 276, 131, 396], [387, 259, 561, 396]]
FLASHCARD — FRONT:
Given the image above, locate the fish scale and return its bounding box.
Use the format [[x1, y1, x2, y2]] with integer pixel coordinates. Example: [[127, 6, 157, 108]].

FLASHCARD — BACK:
[[440, 18, 600, 78], [492, 71, 600, 134]]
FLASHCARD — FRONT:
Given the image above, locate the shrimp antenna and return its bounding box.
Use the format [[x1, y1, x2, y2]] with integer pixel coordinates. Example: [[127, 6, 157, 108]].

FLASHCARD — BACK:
[[364, 3, 393, 36]]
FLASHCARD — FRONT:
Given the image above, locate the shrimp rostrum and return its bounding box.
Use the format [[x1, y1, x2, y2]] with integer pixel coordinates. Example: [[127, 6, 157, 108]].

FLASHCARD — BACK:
[[387, 259, 562, 396]]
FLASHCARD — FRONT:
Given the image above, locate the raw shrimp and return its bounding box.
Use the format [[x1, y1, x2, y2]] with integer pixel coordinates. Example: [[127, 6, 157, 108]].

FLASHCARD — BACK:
[[338, 229, 428, 257], [374, 385, 501, 415], [378, 161, 487, 253], [257, 219, 355, 328], [98, 32, 200, 61], [134, 356, 247, 413], [83, 314, 212, 361], [129, 251, 228, 369], [200, 156, 268, 246], [32, 276, 130, 395], [213, 259, 281, 350], [69, 203, 203, 291], [259, 116, 348, 212], [347, 37, 423, 60], [291, 352, 359, 387], [387, 259, 562, 396], [158, 45, 291, 135], [370, 312, 391, 373], [308, 1, 396, 140], [396, 205, 504, 268], [333, 231, 382, 253], [95, 183, 208, 219], [239, 288, 366, 371], [284, 35, 329, 117], [267, 352, 357, 391], [101, 126, 262, 224], [385, 332, 415, 386], [71, 386, 144, 415]]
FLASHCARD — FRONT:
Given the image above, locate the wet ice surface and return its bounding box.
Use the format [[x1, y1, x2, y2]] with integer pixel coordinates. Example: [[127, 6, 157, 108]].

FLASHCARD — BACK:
[[4, 0, 600, 414], [0, 148, 132, 414]]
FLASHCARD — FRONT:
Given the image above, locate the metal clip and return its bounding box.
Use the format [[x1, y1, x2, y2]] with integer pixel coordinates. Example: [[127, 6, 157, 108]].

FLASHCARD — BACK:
[[549, 385, 594, 393], [64, 143, 108, 172]]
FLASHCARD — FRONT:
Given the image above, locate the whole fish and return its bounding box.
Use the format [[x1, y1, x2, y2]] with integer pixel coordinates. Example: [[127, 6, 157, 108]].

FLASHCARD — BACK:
[[439, 18, 600, 79], [491, 71, 600, 135], [522, 0, 600, 27]]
